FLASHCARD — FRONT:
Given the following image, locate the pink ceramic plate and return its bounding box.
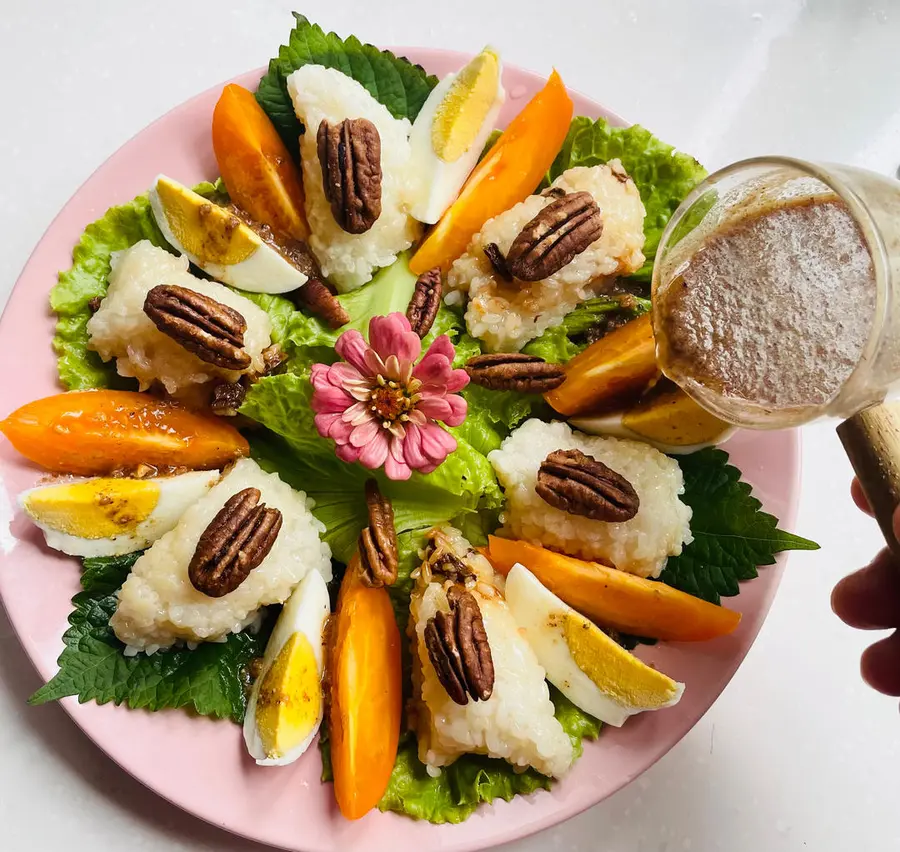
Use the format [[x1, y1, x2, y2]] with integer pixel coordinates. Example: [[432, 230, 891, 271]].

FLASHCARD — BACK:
[[0, 50, 800, 852]]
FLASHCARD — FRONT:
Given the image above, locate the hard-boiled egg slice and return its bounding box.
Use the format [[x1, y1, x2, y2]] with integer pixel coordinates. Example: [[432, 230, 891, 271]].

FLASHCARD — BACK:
[[19, 470, 220, 558], [505, 563, 683, 727], [570, 380, 735, 454], [243, 570, 330, 766], [408, 47, 505, 224], [149, 175, 309, 294]]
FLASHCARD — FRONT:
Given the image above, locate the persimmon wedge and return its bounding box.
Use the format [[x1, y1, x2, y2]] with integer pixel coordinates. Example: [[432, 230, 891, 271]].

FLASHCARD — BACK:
[[212, 83, 310, 241], [0, 390, 248, 475], [484, 537, 741, 642], [410, 70, 573, 274], [330, 559, 402, 820], [545, 313, 659, 417]]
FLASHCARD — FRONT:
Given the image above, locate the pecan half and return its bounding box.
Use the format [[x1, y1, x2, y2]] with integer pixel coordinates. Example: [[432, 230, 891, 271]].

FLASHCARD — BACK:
[[293, 278, 349, 329], [144, 285, 251, 370], [210, 380, 247, 416], [189, 487, 283, 597], [506, 191, 604, 281], [536, 448, 639, 522], [465, 352, 565, 393], [406, 267, 442, 338], [483, 242, 512, 282], [424, 585, 494, 705], [317, 118, 382, 234], [357, 479, 399, 587]]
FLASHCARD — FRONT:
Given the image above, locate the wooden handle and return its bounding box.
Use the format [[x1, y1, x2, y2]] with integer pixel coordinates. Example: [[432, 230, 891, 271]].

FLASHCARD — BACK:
[[837, 402, 900, 554]]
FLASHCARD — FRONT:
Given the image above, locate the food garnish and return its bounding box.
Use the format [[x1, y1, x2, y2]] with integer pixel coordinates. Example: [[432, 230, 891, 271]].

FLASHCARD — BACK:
[[143, 285, 251, 370], [317, 117, 383, 234], [330, 556, 402, 819], [149, 176, 310, 294], [465, 352, 565, 393], [410, 69, 573, 274], [545, 312, 658, 416], [188, 487, 283, 598], [19, 471, 220, 558], [408, 46, 505, 224], [423, 583, 494, 705], [212, 83, 310, 241], [536, 448, 640, 522], [505, 563, 684, 726], [310, 312, 468, 479], [405, 267, 442, 338], [291, 277, 350, 329], [0, 390, 248, 475], [244, 570, 329, 765], [357, 479, 399, 587], [505, 191, 604, 281], [484, 537, 742, 642]]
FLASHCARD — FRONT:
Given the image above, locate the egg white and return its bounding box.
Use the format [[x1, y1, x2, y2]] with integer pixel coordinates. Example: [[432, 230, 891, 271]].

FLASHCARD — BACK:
[[20, 470, 220, 558], [407, 60, 505, 225], [149, 175, 309, 295], [243, 569, 330, 766], [505, 563, 683, 727]]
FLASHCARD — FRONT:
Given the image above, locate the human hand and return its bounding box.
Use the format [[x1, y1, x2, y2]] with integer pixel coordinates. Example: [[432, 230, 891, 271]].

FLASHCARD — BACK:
[[831, 478, 900, 697]]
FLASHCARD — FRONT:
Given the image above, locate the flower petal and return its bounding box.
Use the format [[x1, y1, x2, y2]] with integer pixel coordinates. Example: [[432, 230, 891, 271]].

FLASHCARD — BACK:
[[420, 423, 457, 464], [311, 384, 353, 414], [349, 418, 381, 448], [412, 350, 453, 388], [335, 330, 374, 375], [384, 435, 412, 480], [327, 416, 355, 443], [442, 393, 468, 427], [327, 362, 366, 388], [445, 368, 470, 394], [310, 362, 333, 391], [416, 395, 453, 421], [358, 431, 390, 469], [369, 313, 421, 364], [402, 423, 428, 469], [336, 443, 362, 463], [313, 412, 342, 438]]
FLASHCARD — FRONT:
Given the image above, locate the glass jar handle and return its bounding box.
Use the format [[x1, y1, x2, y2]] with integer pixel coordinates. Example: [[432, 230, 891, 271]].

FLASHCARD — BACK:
[[838, 403, 900, 554]]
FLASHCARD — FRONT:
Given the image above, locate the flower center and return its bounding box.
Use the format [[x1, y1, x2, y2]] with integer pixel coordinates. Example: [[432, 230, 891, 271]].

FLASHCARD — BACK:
[[368, 375, 420, 427]]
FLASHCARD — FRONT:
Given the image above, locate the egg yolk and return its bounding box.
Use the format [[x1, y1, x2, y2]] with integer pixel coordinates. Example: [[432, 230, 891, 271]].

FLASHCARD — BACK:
[[156, 177, 259, 266], [256, 631, 322, 759], [562, 611, 680, 708], [432, 49, 500, 162], [22, 478, 160, 539]]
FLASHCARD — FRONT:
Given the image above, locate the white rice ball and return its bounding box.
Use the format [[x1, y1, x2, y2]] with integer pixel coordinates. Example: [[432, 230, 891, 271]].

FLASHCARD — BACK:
[[410, 526, 573, 778], [447, 163, 647, 351], [287, 65, 422, 292], [111, 458, 332, 653], [88, 241, 272, 400], [489, 420, 692, 579]]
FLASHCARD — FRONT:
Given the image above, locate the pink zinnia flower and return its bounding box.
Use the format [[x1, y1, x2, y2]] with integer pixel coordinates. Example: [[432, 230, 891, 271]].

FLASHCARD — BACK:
[[310, 312, 469, 480]]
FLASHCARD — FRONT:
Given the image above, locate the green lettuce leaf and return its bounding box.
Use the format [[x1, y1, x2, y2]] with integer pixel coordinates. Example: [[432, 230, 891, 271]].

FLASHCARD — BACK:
[[522, 294, 651, 364], [50, 180, 226, 390], [29, 553, 266, 721], [662, 448, 820, 604], [547, 116, 707, 279], [379, 689, 600, 824], [256, 13, 438, 158]]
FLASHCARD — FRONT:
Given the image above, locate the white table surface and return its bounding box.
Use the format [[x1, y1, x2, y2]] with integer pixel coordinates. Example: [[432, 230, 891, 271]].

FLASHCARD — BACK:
[[1, 1, 898, 850]]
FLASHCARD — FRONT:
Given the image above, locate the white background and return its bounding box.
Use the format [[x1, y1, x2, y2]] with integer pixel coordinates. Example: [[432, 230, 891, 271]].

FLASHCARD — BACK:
[[1, 1, 899, 850]]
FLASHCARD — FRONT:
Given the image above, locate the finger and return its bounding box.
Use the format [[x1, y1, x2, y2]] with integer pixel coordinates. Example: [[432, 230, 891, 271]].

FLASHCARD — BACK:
[[850, 478, 874, 517], [861, 630, 900, 696], [832, 549, 900, 629]]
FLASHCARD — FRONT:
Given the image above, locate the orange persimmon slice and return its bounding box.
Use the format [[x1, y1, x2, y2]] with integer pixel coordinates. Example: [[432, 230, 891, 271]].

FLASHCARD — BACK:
[[0, 390, 248, 475], [485, 536, 741, 642], [330, 559, 402, 820], [212, 83, 310, 241], [410, 70, 573, 274], [545, 313, 659, 417]]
